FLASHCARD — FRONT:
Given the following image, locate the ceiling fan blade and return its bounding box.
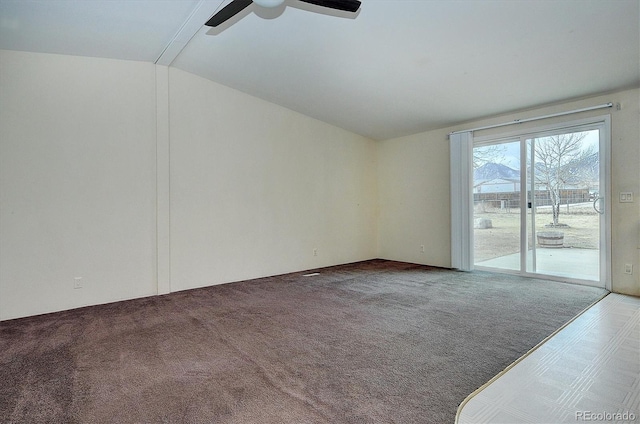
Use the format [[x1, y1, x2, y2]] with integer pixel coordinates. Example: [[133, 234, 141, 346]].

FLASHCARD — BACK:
[[205, 0, 253, 27], [298, 0, 361, 13]]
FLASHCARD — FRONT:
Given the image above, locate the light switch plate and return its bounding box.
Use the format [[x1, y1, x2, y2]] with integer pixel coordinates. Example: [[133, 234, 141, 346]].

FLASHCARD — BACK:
[[619, 192, 633, 203]]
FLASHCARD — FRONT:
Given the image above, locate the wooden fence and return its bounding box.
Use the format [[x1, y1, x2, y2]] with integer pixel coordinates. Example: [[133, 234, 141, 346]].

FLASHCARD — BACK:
[[474, 189, 591, 211]]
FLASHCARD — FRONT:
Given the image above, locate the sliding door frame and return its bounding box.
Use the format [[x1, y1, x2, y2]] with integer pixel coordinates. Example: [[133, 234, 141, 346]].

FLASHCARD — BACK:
[[472, 115, 611, 290]]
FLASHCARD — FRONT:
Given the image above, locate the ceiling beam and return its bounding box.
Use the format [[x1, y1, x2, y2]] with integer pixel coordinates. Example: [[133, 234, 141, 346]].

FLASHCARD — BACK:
[[156, 0, 224, 66]]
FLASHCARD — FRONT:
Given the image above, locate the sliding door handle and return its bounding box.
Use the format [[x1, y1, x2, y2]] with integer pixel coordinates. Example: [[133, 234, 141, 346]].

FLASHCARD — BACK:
[[593, 197, 604, 214]]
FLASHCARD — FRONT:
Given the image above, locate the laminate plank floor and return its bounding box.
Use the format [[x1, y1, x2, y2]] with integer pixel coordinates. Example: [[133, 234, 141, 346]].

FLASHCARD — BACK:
[[457, 293, 640, 423]]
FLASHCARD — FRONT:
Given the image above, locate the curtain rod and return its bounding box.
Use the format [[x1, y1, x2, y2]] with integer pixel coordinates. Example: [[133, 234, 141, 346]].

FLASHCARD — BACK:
[[449, 102, 613, 136]]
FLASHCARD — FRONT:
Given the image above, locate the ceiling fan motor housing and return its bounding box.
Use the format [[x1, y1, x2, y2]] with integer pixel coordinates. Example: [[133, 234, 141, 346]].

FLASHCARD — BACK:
[[253, 0, 286, 7]]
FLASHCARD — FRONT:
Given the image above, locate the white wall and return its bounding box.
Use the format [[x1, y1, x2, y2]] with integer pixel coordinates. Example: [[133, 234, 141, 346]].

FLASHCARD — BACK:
[[607, 88, 640, 296], [0, 50, 378, 320], [0, 50, 158, 320], [168, 69, 378, 290], [377, 129, 452, 267], [378, 88, 640, 296]]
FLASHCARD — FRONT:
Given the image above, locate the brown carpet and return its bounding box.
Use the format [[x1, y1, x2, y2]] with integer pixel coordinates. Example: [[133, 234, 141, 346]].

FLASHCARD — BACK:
[[0, 260, 607, 423]]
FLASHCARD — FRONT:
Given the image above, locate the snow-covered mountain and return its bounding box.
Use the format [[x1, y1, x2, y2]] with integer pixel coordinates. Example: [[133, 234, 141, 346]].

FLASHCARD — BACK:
[[476, 153, 599, 185], [474, 163, 520, 181]]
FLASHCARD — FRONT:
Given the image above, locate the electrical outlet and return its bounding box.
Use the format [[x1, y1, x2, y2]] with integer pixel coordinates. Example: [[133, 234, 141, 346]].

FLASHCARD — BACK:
[[624, 264, 633, 275], [74, 277, 83, 289], [313, 248, 318, 256], [420, 245, 425, 253]]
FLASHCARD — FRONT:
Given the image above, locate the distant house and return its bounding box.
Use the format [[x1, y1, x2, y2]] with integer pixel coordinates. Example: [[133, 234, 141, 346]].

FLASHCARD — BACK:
[[474, 178, 520, 194], [473, 163, 521, 194]]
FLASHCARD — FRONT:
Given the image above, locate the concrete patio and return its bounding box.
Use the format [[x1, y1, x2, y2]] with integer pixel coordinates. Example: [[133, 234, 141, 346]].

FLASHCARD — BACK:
[[475, 248, 600, 282]]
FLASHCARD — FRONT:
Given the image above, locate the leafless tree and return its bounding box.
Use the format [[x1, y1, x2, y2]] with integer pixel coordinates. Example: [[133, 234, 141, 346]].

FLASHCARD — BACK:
[[473, 144, 506, 169], [533, 132, 595, 226]]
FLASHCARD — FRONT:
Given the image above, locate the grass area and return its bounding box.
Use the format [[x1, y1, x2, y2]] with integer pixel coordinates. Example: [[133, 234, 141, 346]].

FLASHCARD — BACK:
[[474, 203, 599, 262]]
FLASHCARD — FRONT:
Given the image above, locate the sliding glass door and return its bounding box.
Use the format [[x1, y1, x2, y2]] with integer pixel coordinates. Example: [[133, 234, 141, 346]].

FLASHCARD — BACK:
[[472, 121, 609, 287], [473, 140, 521, 271]]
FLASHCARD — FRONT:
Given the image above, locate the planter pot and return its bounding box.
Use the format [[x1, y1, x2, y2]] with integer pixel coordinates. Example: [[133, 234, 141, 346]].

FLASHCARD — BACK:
[[537, 231, 564, 248]]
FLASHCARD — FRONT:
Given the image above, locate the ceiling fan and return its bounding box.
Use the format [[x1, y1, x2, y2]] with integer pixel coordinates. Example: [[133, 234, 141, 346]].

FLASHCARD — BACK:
[[205, 0, 361, 27]]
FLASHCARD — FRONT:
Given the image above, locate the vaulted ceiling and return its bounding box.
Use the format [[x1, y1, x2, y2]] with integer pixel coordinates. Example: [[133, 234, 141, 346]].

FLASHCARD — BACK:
[[1, 0, 638, 140]]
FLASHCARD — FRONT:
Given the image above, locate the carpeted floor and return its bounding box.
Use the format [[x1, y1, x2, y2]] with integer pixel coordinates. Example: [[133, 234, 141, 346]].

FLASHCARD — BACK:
[[0, 260, 607, 423]]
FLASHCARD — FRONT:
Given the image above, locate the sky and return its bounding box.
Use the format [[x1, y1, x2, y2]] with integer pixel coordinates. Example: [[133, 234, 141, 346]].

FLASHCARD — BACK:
[[478, 129, 599, 170]]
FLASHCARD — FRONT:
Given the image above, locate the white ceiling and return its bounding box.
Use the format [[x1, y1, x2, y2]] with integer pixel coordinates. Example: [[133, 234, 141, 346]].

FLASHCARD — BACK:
[[1, 0, 638, 140]]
